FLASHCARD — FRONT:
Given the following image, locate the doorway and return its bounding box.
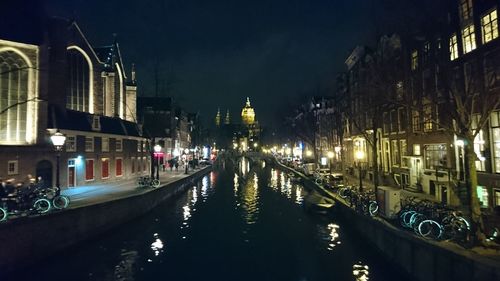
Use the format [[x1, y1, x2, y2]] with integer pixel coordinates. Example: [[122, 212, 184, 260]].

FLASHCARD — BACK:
[[68, 159, 76, 187], [35, 160, 53, 188]]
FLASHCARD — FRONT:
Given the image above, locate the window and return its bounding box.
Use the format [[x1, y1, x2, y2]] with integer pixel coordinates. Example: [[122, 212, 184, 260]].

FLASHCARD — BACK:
[[491, 110, 500, 173], [85, 136, 94, 152], [101, 158, 109, 179], [396, 81, 404, 100], [424, 144, 447, 169], [495, 189, 500, 206], [411, 50, 418, 70], [398, 108, 407, 132], [92, 116, 100, 131], [391, 140, 400, 166], [471, 114, 486, 171], [66, 136, 76, 152], [102, 137, 109, 152], [143, 156, 147, 172], [131, 157, 135, 174], [414, 144, 421, 156], [7, 160, 18, 175], [115, 139, 122, 152], [390, 110, 397, 133], [423, 105, 433, 132], [412, 110, 421, 132], [400, 140, 408, 167], [116, 158, 123, 176], [484, 52, 500, 89], [477, 186, 489, 208], [462, 24, 476, 54], [137, 141, 141, 152], [449, 34, 459, 61], [142, 142, 147, 152], [383, 112, 389, 134], [459, 0, 473, 22], [423, 42, 431, 63], [0, 51, 30, 144], [67, 49, 90, 112], [482, 9, 499, 44], [85, 159, 94, 180]]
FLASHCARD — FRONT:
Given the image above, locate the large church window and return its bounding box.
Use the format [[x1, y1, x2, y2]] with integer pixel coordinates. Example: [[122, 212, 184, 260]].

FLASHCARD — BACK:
[[67, 49, 90, 112], [0, 51, 29, 143]]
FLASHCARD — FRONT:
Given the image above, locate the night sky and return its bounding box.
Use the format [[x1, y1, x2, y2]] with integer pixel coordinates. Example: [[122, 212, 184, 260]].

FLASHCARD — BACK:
[[46, 0, 386, 128]]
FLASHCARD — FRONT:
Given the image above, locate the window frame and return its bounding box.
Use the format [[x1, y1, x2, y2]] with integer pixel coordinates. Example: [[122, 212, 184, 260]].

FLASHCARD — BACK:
[[462, 24, 477, 54], [85, 136, 94, 152], [481, 9, 499, 44], [115, 138, 123, 152], [116, 157, 123, 177], [7, 160, 18, 175], [85, 158, 95, 181], [65, 135, 77, 152]]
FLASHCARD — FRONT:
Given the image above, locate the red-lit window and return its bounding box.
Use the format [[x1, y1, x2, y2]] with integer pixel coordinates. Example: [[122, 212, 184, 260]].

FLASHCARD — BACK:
[[116, 158, 123, 176], [102, 158, 109, 179], [85, 159, 94, 180]]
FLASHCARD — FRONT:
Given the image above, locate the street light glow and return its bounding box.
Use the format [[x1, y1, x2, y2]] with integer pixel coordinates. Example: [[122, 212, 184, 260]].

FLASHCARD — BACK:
[[327, 151, 335, 158], [355, 150, 365, 160]]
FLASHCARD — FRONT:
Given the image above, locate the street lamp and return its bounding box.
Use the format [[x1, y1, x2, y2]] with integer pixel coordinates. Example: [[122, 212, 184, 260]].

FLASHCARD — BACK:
[[355, 150, 365, 192], [184, 148, 190, 174], [50, 130, 66, 190], [154, 144, 162, 180]]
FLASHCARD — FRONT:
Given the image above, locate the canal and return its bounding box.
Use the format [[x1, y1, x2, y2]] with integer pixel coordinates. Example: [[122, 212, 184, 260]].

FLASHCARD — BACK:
[[15, 158, 409, 281]]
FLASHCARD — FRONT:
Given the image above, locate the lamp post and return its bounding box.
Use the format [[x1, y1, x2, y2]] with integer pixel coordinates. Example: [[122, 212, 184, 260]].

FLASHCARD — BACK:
[[154, 144, 161, 180], [355, 150, 365, 192], [50, 130, 66, 190], [184, 148, 190, 174]]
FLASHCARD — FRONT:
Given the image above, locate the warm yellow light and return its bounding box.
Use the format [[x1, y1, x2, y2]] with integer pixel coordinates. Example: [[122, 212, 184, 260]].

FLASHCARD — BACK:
[[355, 150, 365, 160], [334, 146, 341, 153], [327, 151, 335, 158], [285, 148, 292, 155], [305, 150, 313, 157], [253, 143, 258, 148]]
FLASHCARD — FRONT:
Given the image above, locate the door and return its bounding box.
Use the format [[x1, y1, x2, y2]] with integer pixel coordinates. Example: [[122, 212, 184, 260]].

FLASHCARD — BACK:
[[68, 159, 76, 187], [35, 160, 52, 188], [409, 158, 422, 187], [440, 185, 448, 204]]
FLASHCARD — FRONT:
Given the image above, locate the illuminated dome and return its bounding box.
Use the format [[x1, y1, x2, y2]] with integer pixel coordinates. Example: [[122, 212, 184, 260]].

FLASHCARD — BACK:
[[241, 97, 255, 125]]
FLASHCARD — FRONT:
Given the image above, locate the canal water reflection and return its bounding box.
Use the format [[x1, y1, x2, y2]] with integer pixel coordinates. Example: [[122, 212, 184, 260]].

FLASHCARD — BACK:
[[15, 158, 409, 281]]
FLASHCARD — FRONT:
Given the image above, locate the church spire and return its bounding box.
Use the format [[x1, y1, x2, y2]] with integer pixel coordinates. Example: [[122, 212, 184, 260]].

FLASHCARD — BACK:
[[224, 109, 231, 125], [246, 97, 251, 107], [215, 108, 221, 127]]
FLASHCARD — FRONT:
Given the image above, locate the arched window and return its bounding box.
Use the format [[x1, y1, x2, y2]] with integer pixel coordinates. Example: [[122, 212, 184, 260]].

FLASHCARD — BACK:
[[0, 51, 29, 143], [67, 49, 90, 112]]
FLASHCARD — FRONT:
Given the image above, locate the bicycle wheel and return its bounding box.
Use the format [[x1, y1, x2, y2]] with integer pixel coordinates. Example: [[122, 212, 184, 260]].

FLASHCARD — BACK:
[[368, 201, 378, 216], [33, 198, 51, 213], [53, 195, 70, 209], [151, 179, 160, 188], [339, 188, 348, 199], [315, 178, 323, 185], [401, 211, 415, 228], [418, 220, 443, 239], [0, 207, 7, 222]]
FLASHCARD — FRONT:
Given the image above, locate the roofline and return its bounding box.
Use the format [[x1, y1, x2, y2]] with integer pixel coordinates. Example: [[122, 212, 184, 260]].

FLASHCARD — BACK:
[[70, 21, 105, 65]]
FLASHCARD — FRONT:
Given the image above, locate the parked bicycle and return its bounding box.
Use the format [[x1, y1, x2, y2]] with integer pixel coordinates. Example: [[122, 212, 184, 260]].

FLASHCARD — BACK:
[[137, 176, 160, 188]]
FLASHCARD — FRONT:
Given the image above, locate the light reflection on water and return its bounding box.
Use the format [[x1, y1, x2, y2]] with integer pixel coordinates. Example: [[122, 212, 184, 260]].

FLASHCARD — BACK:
[[353, 262, 370, 281], [240, 172, 260, 225]]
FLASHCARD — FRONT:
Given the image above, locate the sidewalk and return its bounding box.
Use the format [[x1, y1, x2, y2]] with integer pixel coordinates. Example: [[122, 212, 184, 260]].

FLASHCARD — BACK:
[[61, 167, 206, 208]]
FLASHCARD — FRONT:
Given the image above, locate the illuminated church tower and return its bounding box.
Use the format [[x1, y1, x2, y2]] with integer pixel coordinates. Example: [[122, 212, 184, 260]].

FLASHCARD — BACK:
[[241, 97, 256, 125], [224, 109, 231, 125], [215, 108, 221, 127]]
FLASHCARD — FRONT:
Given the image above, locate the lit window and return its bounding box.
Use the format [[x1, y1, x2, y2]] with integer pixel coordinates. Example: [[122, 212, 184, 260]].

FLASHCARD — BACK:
[[481, 9, 498, 44], [85, 159, 94, 180], [391, 140, 400, 166], [115, 139, 122, 152], [462, 24, 476, 54], [101, 158, 109, 179], [423, 105, 433, 132], [459, 0, 473, 22], [0, 51, 30, 144], [449, 34, 459, 60], [400, 140, 407, 167], [66, 49, 90, 112], [495, 189, 500, 206], [66, 136, 76, 152], [102, 137, 109, 152], [414, 144, 421, 156], [424, 144, 447, 169], [491, 111, 500, 173], [137, 141, 141, 152], [92, 116, 100, 131], [477, 186, 489, 208], [411, 50, 418, 70], [85, 136, 94, 152], [7, 160, 18, 175], [116, 158, 123, 176]]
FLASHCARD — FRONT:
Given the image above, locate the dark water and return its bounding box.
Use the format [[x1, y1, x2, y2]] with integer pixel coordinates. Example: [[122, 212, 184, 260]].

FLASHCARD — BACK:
[[12, 158, 410, 281]]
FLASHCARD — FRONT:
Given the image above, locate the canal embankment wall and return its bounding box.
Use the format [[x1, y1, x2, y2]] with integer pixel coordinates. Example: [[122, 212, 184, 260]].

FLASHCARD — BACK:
[[273, 160, 500, 281], [0, 167, 212, 273]]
